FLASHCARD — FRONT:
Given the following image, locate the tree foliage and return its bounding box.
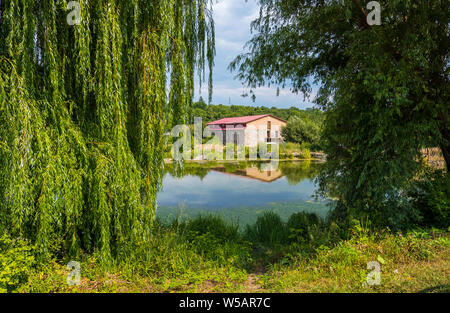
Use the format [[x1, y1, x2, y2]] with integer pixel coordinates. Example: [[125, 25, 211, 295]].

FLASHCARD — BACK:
[[0, 0, 215, 262], [282, 115, 323, 148], [230, 0, 449, 225], [191, 97, 324, 124]]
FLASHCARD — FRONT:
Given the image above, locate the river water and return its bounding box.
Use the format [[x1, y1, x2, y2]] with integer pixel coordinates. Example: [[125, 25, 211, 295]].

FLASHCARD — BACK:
[[156, 160, 331, 227]]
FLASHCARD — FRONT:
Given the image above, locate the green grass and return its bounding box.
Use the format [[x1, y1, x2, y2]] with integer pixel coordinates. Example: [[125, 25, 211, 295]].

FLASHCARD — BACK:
[[3, 214, 449, 293], [164, 141, 316, 161], [262, 229, 450, 292], [157, 200, 331, 229], [279, 142, 312, 160]]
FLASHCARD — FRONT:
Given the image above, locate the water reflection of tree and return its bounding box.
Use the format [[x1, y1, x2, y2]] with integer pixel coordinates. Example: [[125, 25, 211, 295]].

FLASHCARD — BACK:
[[279, 161, 322, 186], [164, 162, 210, 180], [164, 161, 323, 185]]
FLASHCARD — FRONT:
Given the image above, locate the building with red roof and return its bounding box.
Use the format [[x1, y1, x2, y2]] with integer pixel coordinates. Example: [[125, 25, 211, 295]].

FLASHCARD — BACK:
[[206, 114, 287, 146]]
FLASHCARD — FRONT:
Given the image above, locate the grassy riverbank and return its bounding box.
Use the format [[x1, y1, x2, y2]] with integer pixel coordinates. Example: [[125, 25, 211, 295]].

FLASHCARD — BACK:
[[3, 213, 448, 293], [164, 141, 326, 162]]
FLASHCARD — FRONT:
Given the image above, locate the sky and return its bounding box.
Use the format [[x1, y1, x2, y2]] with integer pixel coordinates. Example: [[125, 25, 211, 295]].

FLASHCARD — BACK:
[[194, 0, 316, 109]]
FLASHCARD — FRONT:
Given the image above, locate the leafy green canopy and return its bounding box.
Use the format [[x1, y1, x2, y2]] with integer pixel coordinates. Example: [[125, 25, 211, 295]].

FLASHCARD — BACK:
[[231, 0, 449, 225], [282, 115, 323, 148], [191, 97, 324, 124], [0, 0, 215, 262]]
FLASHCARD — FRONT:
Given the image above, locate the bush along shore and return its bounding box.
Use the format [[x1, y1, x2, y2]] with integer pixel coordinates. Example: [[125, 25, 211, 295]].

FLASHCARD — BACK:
[[164, 142, 327, 163], [2, 210, 448, 293]]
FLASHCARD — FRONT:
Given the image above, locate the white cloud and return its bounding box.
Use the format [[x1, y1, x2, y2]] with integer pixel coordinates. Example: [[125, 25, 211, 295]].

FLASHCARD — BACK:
[[195, 0, 317, 110]]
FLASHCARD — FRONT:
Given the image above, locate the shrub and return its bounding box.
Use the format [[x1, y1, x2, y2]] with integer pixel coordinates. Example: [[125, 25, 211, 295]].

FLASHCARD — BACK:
[[413, 170, 449, 228], [166, 215, 252, 269], [287, 212, 321, 242], [282, 116, 322, 149], [300, 148, 311, 160], [244, 212, 289, 246], [0, 234, 35, 293], [180, 215, 240, 243]]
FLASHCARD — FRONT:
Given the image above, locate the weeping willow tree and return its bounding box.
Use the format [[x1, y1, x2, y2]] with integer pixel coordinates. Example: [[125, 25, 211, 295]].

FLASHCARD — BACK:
[[0, 0, 215, 263]]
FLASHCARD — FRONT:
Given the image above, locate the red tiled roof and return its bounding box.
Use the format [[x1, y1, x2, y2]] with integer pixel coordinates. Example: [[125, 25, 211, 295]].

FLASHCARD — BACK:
[[207, 114, 279, 125]]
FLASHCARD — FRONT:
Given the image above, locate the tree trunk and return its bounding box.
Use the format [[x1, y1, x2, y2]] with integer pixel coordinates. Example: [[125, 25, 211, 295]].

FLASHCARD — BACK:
[[439, 121, 450, 170], [437, 106, 449, 171], [440, 142, 450, 171]]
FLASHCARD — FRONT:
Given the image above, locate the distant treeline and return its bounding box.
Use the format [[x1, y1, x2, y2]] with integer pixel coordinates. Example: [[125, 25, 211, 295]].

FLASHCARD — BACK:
[[190, 97, 324, 124], [189, 98, 325, 149]]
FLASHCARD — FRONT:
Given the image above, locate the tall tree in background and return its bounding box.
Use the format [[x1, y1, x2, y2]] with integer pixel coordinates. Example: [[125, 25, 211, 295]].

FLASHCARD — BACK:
[[231, 0, 449, 224], [0, 0, 215, 262], [282, 115, 322, 149]]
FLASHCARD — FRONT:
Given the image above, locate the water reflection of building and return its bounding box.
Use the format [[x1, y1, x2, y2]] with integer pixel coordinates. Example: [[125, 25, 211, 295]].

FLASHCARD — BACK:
[[210, 166, 283, 183]]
